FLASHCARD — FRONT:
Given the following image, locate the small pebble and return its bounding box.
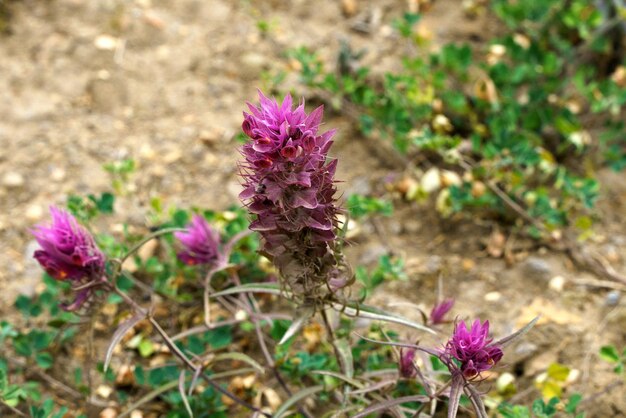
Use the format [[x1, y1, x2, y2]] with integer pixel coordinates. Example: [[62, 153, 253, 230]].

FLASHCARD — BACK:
[[341, 0, 358, 17], [462, 258, 476, 271], [484, 291, 501, 302], [99, 407, 118, 418], [3, 172, 24, 188], [523, 256, 552, 280], [51, 168, 66, 182], [549, 275, 565, 292], [96, 385, 114, 399], [605, 290, 621, 306], [25, 204, 44, 222], [94, 34, 118, 50]]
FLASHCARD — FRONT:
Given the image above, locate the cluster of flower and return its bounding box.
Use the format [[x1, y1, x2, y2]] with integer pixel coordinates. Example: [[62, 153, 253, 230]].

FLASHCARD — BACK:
[[31, 208, 222, 311], [30, 92, 512, 418], [239, 91, 349, 300]]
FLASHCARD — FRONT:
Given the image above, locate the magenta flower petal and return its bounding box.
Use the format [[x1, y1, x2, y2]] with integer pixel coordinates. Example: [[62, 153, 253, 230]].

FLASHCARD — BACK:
[[442, 319, 503, 379], [429, 298, 455, 325], [31, 207, 106, 310], [239, 91, 346, 297], [399, 348, 418, 379], [175, 215, 222, 266]]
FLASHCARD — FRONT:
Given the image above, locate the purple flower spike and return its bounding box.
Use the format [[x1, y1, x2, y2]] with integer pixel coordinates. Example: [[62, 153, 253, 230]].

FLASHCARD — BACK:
[[399, 348, 418, 379], [32, 207, 106, 311], [239, 91, 347, 300], [443, 319, 503, 379], [429, 298, 454, 325], [437, 316, 539, 418], [175, 215, 222, 266]]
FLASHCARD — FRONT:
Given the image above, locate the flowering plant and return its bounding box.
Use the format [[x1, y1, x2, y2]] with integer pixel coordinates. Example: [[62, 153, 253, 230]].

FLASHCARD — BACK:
[[32, 207, 107, 311], [239, 91, 351, 303], [175, 214, 223, 267]]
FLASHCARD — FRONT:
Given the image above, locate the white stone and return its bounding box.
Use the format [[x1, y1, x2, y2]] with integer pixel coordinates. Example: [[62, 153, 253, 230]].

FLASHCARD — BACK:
[[484, 291, 502, 302], [94, 35, 118, 50], [420, 167, 441, 193], [3, 172, 24, 188], [549, 275, 566, 292]]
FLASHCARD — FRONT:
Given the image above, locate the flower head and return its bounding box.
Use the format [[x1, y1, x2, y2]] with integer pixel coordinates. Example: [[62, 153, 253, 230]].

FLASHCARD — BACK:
[[429, 298, 454, 325], [32, 207, 106, 310], [399, 348, 418, 379], [239, 91, 348, 300], [175, 215, 222, 266], [437, 317, 538, 418], [443, 319, 503, 379]]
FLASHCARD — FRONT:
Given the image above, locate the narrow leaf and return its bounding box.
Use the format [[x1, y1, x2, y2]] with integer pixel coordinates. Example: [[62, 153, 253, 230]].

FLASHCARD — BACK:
[[179, 370, 193, 418], [212, 352, 265, 374], [329, 405, 362, 418], [119, 368, 258, 418], [353, 332, 440, 357], [189, 365, 207, 397], [279, 307, 314, 345], [447, 375, 464, 418], [274, 385, 325, 418], [334, 337, 354, 378], [210, 283, 283, 298], [105, 312, 146, 371], [465, 384, 488, 418], [336, 303, 435, 334], [311, 370, 363, 388], [495, 316, 540, 348], [347, 379, 396, 395], [351, 395, 430, 418]]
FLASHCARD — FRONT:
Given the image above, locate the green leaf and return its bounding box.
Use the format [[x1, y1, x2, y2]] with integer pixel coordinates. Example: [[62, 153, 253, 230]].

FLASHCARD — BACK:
[[599, 345, 620, 363], [13, 335, 33, 357], [35, 352, 54, 369], [566, 393, 583, 413], [347, 194, 393, 219], [212, 352, 265, 374], [15, 295, 42, 318], [274, 385, 325, 418], [88, 192, 115, 214], [138, 339, 155, 358], [0, 368, 7, 392], [31, 330, 54, 351], [0, 321, 17, 343], [204, 325, 233, 349]]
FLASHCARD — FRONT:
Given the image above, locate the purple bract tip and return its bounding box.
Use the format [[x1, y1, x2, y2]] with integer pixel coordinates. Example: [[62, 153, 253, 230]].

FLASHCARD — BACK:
[[175, 215, 222, 266], [31, 207, 106, 311]]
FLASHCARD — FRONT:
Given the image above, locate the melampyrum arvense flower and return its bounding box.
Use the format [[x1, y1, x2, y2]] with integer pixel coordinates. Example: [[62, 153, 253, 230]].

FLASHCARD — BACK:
[[429, 298, 454, 325], [175, 215, 222, 266], [435, 316, 538, 418], [399, 347, 418, 379], [442, 319, 503, 379], [239, 91, 349, 302], [32, 207, 107, 311]]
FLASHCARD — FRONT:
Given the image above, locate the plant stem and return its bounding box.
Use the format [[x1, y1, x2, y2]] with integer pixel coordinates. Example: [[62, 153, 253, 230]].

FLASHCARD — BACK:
[[411, 379, 452, 418], [112, 286, 270, 417], [0, 400, 27, 417], [148, 316, 270, 417], [119, 227, 185, 265]]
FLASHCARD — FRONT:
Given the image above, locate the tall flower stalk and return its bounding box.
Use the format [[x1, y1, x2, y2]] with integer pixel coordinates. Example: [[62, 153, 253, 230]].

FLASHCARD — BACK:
[[239, 91, 351, 305]]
